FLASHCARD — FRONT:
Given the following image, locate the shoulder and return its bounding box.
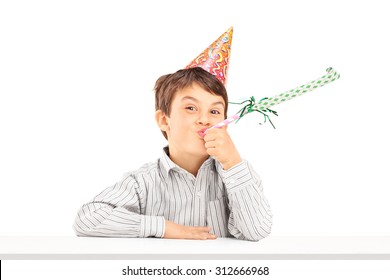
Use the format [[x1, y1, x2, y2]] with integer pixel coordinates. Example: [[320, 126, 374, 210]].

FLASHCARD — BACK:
[[121, 159, 160, 183]]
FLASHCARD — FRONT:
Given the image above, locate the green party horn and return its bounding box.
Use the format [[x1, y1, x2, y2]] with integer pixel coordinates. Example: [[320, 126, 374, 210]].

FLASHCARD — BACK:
[[229, 67, 341, 128]]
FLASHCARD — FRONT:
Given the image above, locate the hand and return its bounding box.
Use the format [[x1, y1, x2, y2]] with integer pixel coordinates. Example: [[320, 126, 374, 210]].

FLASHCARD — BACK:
[[163, 220, 217, 240], [203, 127, 242, 170]]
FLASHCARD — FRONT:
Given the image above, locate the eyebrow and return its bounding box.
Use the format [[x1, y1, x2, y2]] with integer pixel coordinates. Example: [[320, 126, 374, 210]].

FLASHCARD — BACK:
[[181, 96, 225, 107]]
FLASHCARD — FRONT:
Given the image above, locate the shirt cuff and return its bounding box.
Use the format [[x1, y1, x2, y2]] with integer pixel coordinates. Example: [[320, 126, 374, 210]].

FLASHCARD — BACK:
[[140, 215, 165, 238], [217, 160, 253, 192]]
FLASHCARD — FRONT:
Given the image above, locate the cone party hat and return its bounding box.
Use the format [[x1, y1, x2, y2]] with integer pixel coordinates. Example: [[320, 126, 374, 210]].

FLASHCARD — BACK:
[[185, 27, 233, 85]]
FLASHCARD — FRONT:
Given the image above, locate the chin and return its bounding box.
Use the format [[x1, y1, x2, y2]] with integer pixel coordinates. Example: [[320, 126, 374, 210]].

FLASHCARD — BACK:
[[197, 148, 210, 158], [188, 143, 208, 157]]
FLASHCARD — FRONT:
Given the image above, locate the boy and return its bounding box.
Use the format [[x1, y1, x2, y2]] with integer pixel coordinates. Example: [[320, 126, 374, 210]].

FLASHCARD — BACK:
[[73, 28, 272, 241]]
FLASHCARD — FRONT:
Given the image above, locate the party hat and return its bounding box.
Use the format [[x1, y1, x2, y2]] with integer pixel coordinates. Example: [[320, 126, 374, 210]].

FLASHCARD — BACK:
[[185, 27, 233, 85]]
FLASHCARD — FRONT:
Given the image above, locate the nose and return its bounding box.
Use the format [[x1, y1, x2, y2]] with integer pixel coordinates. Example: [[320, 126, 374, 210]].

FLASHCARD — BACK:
[[197, 113, 210, 126]]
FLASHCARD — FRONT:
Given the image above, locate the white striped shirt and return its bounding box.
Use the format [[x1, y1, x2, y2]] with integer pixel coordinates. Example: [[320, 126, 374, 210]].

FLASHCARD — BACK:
[[73, 147, 272, 241]]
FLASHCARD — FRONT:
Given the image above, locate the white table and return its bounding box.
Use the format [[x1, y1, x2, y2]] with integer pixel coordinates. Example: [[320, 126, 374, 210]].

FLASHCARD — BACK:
[[1, 236, 389, 260]]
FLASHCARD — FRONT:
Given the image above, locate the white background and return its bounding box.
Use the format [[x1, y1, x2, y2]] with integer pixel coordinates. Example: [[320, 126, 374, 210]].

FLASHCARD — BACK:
[[1, 0, 389, 236]]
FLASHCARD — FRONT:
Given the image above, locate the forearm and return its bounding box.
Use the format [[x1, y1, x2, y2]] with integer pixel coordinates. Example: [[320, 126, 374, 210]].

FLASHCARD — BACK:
[[219, 160, 273, 241], [227, 186, 273, 241], [73, 202, 165, 238]]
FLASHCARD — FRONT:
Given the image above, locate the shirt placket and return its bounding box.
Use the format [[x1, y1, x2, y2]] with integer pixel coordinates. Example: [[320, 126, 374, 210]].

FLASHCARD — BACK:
[[192, 169, 207, 227]]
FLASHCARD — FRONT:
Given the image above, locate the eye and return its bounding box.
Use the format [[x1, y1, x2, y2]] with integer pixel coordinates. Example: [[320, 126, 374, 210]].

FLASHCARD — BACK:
[[185, 106, 197, 111], [210, 109, 221, 115]]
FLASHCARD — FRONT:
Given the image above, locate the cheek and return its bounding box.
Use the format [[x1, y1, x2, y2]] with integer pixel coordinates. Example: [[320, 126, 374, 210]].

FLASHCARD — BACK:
[[172, 111, 196, 125], [168, 116, 190, 136], [210, 115, 225, 126]]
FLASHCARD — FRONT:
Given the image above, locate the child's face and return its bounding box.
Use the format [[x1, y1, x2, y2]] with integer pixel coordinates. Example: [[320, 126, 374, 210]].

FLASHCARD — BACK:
[[165, 83, 226, 158]]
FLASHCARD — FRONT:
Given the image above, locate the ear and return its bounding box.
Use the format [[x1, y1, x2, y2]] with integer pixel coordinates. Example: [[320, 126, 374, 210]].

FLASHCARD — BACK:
[[155, 110, 170, 132]]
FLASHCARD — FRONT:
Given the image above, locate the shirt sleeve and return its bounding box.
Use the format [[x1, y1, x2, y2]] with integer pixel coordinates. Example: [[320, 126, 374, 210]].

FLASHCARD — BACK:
[[217, 160, 273, 241], [73, 174, 165, 238]]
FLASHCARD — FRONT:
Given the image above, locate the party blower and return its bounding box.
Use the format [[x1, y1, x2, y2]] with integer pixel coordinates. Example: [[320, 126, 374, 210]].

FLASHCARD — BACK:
[[185, 27, 340, 133], [207, 67, 340, 131]]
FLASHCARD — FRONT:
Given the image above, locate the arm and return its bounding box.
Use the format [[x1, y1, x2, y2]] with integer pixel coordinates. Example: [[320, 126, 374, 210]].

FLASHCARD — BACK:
[[204, 127, 273, 241], [74, 173, 217, 239], [218, 160, 273, 241], [73, 174, 165, 238]]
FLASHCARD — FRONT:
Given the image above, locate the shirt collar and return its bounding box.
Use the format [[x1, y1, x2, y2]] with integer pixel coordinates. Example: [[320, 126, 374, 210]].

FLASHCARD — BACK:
[[159, 146, 216, 178], [159, 146, 178, 178]]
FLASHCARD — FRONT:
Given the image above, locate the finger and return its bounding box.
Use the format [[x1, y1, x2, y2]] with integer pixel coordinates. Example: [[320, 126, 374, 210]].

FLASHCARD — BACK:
[[196, 232, 217, 240], [204, 127, 221, 138], [188, 231, 206, 240], [191, 226, 213, 234], [192, 226, 212, 232], [204, 141, 216, 149], [204, 128, 228, 142], [189, 227, 217, 240], [200, 236, 217, 240], [203, 133, 216, 142], [206, 147, 217, 156], [202, 232, 217, 240]]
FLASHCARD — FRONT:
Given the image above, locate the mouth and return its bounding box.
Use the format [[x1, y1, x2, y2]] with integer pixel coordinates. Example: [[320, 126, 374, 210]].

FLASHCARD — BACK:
[[197, 128, 208, 138]]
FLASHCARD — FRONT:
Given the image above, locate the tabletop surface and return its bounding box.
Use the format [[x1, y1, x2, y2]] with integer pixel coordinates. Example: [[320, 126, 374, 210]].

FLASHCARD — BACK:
[[1, 236, 389, 260]]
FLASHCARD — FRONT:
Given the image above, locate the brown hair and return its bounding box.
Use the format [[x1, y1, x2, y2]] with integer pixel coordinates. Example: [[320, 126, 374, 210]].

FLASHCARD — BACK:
[[154, 67, 228, 139]]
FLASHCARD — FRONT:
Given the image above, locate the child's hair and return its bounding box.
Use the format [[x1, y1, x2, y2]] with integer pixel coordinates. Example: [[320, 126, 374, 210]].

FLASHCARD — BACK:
[[154, 67, 228, 140]]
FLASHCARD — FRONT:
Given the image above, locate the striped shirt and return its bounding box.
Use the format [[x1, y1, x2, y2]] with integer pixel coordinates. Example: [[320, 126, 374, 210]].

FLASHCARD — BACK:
[[73, 147, 273, 241]]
